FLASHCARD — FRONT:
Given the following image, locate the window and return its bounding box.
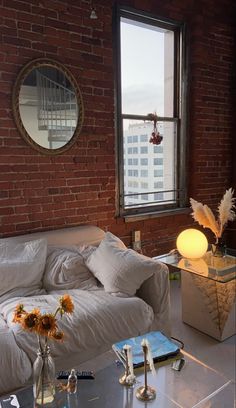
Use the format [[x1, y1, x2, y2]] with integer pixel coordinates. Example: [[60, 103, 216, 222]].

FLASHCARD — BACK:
[[142, 194, 149, 201], [128, 158, 138, 165], [141, 182, 148, 189], [128, 147, 138, 154], [128, 180, 139, 187], [140, 158, 148, 166], [115, 6, 187, 216], [154, 145, 163, 153], [154, 192, 164, 201], [140, 146, 148, 154], [153, 158, 163, 166], [154, 181, 163, 189], [128, 169, 139, 177], [140, 134, 148, 142]]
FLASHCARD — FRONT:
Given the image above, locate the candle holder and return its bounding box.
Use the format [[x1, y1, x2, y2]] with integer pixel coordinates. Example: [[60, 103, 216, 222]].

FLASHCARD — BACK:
[[136, 342, 156, 401], [119, 347, 136, 387]]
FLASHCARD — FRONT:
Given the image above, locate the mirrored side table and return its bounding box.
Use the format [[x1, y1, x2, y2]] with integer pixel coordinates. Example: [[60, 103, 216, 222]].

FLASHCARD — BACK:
[[155, 251, 236, 341]]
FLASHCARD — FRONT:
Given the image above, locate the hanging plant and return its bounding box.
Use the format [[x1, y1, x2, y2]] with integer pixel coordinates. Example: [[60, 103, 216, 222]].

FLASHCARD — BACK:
[[147, 113, 163, 145]]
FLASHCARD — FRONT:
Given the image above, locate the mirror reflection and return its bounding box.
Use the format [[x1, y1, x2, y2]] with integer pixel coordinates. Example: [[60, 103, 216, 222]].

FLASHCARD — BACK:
[[13, 59, 83, 154]]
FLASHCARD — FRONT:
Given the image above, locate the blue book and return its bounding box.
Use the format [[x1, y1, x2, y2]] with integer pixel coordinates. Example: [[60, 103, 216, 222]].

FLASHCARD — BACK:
[[112, 331, 180, 368]]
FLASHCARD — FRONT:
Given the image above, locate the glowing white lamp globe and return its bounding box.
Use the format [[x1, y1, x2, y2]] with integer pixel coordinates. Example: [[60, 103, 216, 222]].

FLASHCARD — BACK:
[[176, 229, 208, 259]]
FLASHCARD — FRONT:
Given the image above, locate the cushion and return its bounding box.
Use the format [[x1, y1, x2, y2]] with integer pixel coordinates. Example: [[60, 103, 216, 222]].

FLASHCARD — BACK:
[[43, 245, 98, 291], [85, 232, 155, 297], [0, 238, 47, 303]]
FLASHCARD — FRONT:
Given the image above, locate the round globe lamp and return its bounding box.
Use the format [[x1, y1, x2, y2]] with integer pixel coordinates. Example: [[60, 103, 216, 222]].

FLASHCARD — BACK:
[[176, 229, 208, 259]]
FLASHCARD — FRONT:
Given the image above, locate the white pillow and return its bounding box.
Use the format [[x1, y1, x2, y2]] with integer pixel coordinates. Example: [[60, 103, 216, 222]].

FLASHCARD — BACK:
[[43, 245, 98, 291], [0, 239, 47, 303], [85, 232, 154, 296]]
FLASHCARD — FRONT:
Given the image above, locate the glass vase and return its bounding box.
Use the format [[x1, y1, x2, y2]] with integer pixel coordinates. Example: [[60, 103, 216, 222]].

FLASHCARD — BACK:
[[211, 237, 226, 258], [33, 344, 55, 406]]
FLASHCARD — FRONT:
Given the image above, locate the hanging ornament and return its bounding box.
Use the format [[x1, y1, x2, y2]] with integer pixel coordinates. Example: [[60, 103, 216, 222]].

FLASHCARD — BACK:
[[147, 113, 163, 145]]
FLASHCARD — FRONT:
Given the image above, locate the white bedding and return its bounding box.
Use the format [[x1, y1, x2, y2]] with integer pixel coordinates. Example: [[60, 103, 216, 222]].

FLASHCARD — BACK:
[[0, 289, 154, 394], [0, 225, 170, 396]]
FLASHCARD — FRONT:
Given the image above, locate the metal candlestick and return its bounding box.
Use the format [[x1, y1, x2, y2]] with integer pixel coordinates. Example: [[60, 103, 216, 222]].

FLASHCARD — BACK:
[[119, 348, 136, 387], [136, 343, 156, 401]]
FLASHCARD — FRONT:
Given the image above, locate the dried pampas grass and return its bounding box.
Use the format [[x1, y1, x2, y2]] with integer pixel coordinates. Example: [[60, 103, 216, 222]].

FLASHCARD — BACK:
[[190, 188, 236, 241]]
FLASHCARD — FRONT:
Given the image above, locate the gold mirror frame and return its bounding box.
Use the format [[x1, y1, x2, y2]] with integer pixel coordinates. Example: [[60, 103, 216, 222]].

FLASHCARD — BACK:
[[12, 58, 84, 155]]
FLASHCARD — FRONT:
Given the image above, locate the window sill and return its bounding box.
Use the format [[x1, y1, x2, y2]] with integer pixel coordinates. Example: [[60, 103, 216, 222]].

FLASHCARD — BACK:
[[124, 207, 190, 223]]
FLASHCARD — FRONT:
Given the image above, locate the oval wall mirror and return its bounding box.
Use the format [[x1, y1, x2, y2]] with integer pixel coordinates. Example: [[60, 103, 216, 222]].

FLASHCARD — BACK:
[[12, 58, 84, 155]]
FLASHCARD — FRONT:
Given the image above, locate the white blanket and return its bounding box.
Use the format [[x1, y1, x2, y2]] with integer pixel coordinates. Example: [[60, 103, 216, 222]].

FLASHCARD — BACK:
[[0, 289, 154, 394]]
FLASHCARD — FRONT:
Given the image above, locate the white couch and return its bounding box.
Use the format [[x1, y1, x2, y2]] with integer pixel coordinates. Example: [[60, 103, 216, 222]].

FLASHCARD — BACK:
[[0, 225, 170, 395]]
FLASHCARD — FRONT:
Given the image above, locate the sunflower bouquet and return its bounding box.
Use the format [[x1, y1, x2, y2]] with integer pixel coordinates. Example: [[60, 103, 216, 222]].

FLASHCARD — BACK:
[[12, 294, 74, 347], [12, 294, 74, 404]]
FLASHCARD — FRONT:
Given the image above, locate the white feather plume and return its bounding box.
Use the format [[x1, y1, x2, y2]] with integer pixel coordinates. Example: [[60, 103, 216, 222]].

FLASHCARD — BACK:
[[190, 188, 236, 239], [190, 198, 220, 237], [218, 188, 236, 236]]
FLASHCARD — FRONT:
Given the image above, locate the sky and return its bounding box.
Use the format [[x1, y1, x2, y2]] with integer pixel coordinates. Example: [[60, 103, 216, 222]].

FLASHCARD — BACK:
[[120, 18, 166, 117]]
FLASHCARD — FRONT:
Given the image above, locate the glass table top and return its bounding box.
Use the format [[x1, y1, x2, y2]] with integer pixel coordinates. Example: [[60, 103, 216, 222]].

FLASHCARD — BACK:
[[1, 350, 234, 408], [155, 250, 236, 283]]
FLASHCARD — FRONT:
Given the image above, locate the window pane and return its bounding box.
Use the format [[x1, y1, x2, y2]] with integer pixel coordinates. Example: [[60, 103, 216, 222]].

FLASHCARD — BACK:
[[123, 119, 177, 208], [121, 18, 174, 116], [140, 146, 148, 154]]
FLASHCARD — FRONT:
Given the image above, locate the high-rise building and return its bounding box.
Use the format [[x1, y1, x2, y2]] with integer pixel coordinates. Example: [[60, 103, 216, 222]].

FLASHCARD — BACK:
[[123, 121, 175, 209]]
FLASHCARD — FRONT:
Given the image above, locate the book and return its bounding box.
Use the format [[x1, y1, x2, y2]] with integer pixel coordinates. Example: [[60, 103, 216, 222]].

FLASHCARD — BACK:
[[112, 331, 180, 368]]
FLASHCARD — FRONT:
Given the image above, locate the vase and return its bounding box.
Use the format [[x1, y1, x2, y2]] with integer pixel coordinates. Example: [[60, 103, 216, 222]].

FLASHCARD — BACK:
[[33, 345, 55, 405], [211, 237, 226, 258]]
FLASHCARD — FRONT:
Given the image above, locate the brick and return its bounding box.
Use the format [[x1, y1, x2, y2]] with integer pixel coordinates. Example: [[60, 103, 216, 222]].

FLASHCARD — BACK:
[[0, 0, 234, 255]]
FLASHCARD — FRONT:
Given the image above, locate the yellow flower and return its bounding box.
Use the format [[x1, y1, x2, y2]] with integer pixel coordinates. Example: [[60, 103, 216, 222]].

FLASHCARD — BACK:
[[12, 304, 26, 323], [21, 309, 40, 332], [37, 314, 57, 337], [59, 294, 74, 314]]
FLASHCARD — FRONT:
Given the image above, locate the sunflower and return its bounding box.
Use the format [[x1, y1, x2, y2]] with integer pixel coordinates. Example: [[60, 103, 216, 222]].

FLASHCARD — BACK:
[[59, 294, 74, 315], [51, 330, 64, 341], [37, 313, 58, 337], [12, 304, 26, 323], [21, 309, 40, 332]]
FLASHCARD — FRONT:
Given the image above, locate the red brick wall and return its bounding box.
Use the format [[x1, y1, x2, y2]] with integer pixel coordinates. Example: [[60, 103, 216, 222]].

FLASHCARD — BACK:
[[0, 0, 235, 255]]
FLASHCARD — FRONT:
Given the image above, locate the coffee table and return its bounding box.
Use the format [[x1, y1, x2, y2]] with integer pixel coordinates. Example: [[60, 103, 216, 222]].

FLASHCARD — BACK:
[[0, 350, 234, 408], [155, 251, 236, 341]]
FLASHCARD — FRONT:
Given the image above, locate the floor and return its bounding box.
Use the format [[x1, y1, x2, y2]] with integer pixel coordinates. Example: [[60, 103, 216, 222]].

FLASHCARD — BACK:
[[170, 279, 236, 383]]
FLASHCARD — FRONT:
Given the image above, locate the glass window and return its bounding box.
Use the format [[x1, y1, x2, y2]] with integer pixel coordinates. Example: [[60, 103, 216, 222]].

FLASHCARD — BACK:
[[154, 181, 163, 189], [141, 158, 148, 166], [140, 146, 148, 154], [142, 194, 149, 200], [140, 134, 148, 142], [153, 158, 163, 165], [154, 192, 164, 200], [154, 145, 163, 153], [116, 6, 187, 215]]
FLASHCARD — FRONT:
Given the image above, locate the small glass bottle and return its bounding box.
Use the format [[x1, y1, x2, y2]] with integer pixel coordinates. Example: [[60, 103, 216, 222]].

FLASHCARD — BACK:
[[67, 369, 77, 394]]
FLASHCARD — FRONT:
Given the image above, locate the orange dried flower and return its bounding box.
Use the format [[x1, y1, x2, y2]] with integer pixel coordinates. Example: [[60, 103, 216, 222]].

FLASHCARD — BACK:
[[12, 294, 74, 344], [51, 330, 64, 341], [37, 314, 57, 336], [21, 309, 40, 332], [59, 294, 74, 314], [12, 304, 26, 323]]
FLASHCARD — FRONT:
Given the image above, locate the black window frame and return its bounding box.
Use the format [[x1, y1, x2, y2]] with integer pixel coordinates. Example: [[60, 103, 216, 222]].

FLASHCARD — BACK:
[[114, 5, 188, 217]]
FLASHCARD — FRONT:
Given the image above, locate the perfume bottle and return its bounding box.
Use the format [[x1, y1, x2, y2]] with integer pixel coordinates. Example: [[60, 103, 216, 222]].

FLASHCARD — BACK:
[[67, 369, 77, 394]]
